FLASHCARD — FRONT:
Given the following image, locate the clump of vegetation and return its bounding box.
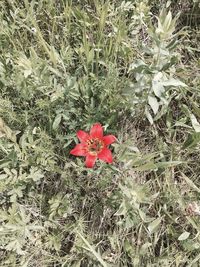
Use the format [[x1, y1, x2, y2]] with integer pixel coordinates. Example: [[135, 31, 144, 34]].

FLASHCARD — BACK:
[[0, 0, 200, 266]]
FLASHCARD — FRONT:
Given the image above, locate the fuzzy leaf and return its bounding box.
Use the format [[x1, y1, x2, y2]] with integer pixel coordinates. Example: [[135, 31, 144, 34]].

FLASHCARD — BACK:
[[178, 231, 190, 241], [162, 78, 187, 87], [148, 217, 162, 234], [190, 114, 200, 132], [148, 95, 159, 115]]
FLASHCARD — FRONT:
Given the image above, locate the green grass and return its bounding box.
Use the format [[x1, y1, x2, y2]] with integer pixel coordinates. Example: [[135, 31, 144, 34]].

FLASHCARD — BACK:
[[0, 0, 200, 266]]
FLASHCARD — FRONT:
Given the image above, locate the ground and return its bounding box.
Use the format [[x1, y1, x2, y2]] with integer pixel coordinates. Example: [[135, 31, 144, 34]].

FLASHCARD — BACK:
[[0, 0, 200, 266]]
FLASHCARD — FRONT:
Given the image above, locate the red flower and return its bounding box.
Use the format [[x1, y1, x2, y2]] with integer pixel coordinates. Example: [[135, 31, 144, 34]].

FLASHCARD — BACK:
[[70, 123, 116, 168]]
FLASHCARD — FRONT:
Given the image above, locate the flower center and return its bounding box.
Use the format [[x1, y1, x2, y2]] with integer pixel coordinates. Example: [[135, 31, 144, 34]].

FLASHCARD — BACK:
[[87, 138, 104, 156]]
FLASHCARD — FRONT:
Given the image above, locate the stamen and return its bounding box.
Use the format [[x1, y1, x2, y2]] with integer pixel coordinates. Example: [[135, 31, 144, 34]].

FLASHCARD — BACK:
[[87, 138, 103, 155]]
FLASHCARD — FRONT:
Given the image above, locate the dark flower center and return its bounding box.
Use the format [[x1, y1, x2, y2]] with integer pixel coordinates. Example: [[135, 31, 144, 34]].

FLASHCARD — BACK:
[[87, 138, 104, 155]]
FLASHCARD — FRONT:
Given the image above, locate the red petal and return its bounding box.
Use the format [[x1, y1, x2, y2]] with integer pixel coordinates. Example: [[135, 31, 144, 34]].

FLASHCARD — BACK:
[[98, 147, 113, 163], [70, 144, 86, 156], [103, 135, 116, 145], [77, 130, 89, 142], [90, 123, 103, 139], [85, 154, 97, 168]]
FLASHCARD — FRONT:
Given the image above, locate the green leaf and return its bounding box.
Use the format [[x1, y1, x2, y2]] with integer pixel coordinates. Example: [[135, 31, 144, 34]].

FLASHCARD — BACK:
[[129, 59, 147, 72], [163, 11, 172, 32], [135, 162, 157, 171], [181, 172, 200, 193], [5, 239, 25, 255], [53, 114, 62, 130], [140, 242, 152, 255], [148, 95, 159, 115], [155, 161, 183, 168], [152, 81, 165, 98], [0, 117, 16, 143], [76, 231, 109, 267], [190, 114, 200, 132], [182, 132, 200, 149], [135, 161, 182, 171], [115, 200, 127, 216], [148, 217, 162, 234], [145, 107, 154, 125], [162, 78, 187, 87], [178, 231, 190, 241], [28, 168, 44, 182]]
